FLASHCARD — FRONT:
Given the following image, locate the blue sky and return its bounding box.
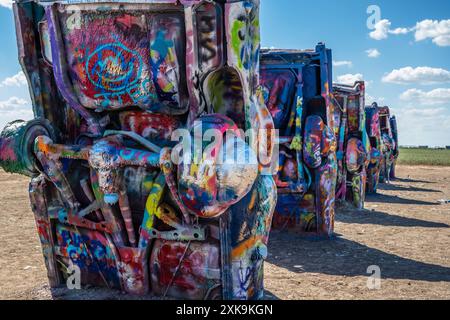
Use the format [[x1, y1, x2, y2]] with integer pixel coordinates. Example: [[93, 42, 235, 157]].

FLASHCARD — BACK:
[[1, 0, 449, 146]]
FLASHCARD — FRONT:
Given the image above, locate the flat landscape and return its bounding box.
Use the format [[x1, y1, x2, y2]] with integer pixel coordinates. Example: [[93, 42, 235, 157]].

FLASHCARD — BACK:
[[0, 165, 449, 300], [398, 148, 450, 166]]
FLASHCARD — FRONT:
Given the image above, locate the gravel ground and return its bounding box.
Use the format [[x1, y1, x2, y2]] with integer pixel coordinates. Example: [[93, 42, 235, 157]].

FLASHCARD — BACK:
[[0, 165, 449, 300]]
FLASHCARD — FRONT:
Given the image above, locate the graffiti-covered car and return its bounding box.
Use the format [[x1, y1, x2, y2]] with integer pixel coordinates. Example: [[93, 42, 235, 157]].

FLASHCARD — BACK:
[[378, 105, 396, 183], [389, 115, 399, 179], [260, 44, 337, 237], [364, 104, 383, 194], [0, 0, 277, 300], [332, 81, 370, 209]]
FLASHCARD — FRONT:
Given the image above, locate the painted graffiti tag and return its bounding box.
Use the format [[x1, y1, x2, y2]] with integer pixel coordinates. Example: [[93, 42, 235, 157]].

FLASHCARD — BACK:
[[86, 42, 143, 93], [85, 41, 151, 107]]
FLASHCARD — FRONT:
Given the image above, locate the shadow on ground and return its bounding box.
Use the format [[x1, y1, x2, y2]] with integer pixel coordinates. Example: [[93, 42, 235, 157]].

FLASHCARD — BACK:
[[365, 193, 438, 206], [393, 177, 435, 184], [267, 231, 450, 283], [264, 290, 281, 300], [377, 183, 441, 194], [336, 208, 449, 228]]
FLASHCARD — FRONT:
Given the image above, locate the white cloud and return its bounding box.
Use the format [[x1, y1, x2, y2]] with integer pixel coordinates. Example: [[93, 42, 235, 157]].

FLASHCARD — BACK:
[[400, 88, 450, 105], [365, 94, 376, 104], [394, 107, 450, 147], [414, 19, 450, 47], [365, 94, 385, 105], [336, 73, 364, 85], [382, 66, 450, 85], [0, 71, 27, 88], [368, 18, 449, 47], [401, 107, 446, 117], [369, 19, 411, 40], [366, 48, 381, 58], [390, 27, 410, 35], [333, 60, 353, 68], [0, 96, 33, 129], [0, 0, 12, 9], [369, 19, 391, 40], [0, 96, 29, 111], [433, 35, 450, 47]]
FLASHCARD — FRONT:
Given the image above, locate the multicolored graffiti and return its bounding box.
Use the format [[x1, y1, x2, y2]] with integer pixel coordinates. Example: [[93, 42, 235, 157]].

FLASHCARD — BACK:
[[260, 44, 338, 238], [390, 116, 399, 179], [0, 0, 401, 300], [364, 104, 383, 194], [332, 82, 369, 209], [0, 0, 276, 300], [377, 105, 397, 184]]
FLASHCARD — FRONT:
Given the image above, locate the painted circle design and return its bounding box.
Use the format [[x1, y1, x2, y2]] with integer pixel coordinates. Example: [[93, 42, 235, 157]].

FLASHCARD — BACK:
[[86, 42, 143, 93]]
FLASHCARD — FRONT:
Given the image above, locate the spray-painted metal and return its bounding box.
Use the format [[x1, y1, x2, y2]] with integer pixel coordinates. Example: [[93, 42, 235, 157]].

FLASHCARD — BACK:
[[389, 116, 399, 179], [0, 119, 56, 176], [364, 104, 383, 194], [364, 102, 398, 191], [377, 105, 396, 184], [0, 0, 277, 300], [260, 44, 337, 238], [332, 82, 369, 209]]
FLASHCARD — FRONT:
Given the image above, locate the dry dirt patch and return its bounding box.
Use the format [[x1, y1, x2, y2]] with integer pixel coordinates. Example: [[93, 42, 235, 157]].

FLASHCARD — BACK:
[[0, 166, 449, 300]]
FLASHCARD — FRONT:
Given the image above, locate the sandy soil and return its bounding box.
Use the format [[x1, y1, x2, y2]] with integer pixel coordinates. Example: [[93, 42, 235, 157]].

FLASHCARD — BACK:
[[0, 165, 449, 300]]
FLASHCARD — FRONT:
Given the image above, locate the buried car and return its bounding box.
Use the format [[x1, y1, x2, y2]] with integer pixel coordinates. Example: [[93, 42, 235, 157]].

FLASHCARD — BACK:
[[332, 81, 370, 209], [378, 105, 397, 183], [260, 44, 338, 237], [389, 115, 399, 179], [0, 0, 277, 300], [364, 104, 383, 194]]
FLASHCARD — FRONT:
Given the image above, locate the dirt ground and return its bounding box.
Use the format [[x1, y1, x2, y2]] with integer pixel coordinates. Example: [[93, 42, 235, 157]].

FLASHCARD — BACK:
[[0, 165, 449, 300]]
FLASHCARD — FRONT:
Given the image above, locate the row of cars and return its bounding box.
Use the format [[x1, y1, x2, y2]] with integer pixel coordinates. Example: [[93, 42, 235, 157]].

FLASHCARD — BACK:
[[262, 46, 399, 238], [0, 0, 398, 300], [334, 86, 400, 202]]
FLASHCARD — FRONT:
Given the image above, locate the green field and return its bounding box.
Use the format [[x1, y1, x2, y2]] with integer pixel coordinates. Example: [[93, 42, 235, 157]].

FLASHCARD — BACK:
[[398, 148, 450, 166]]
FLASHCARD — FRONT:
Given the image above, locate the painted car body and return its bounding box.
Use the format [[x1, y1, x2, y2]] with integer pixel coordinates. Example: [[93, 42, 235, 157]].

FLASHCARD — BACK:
[[378, 105, 396, 183], [260, 44, 338, 237], [389, 116, 399, 179], [0, 0, 277, 300], [364, 104, 383, 194], [332, 82, 369, 209]]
